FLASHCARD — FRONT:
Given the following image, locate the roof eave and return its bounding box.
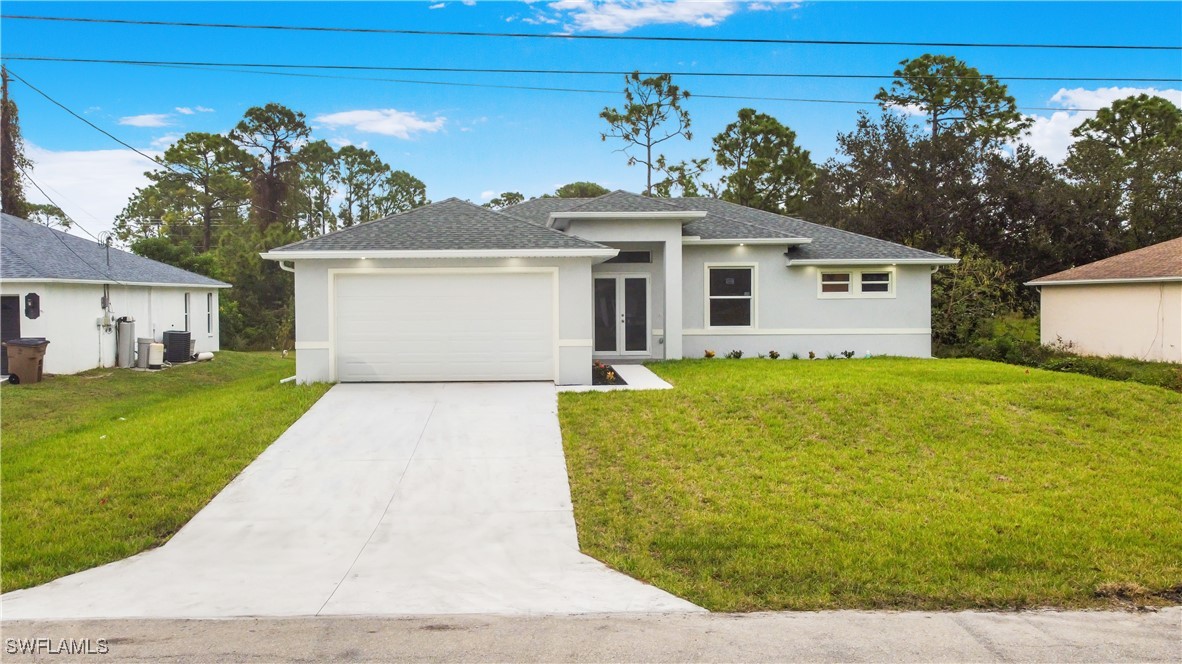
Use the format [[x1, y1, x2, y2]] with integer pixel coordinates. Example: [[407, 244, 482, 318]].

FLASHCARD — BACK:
[[547, 210, 707, 230], [0, 277, 231, 288], [683, 237, 812, 246], [1026, 276, 1182, 287], [260, 248, 619, 261], [785, 257, 959, 266]]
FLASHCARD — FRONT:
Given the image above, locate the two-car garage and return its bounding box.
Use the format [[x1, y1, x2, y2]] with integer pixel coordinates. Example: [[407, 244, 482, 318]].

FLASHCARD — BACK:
[[332, 270, 557, 383]]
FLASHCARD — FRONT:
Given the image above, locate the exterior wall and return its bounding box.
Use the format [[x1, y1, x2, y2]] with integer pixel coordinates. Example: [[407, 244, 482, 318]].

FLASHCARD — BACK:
[[681, 245, 935, 359], [0, 281, 221, 375], [1038, 282, 1182, 363], [291, 256, 597, 385]]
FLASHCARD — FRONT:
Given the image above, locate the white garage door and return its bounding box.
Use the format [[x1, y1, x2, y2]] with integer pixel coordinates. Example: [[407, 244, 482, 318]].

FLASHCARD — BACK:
[[334, 271, 554, 382]]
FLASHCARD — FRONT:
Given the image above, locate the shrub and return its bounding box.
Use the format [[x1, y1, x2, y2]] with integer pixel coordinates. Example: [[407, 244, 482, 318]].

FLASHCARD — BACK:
[[841, 350, 856, 359], [807, 351, 816, 359], [768, 350, 780, 360], [704, 350, 716, 359], [790, 353, 800, 360], [726, 350, 744, 359]]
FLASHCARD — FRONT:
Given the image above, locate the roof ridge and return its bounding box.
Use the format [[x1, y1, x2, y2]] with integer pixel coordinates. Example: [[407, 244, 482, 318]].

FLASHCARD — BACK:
[[564, 189, 681, 214], [439, 197, 611, 249]]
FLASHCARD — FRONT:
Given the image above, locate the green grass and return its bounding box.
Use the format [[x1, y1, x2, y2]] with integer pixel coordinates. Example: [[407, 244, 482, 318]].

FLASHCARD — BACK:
[[558, 358, 1182, 611], [1, 351, 330, 592]]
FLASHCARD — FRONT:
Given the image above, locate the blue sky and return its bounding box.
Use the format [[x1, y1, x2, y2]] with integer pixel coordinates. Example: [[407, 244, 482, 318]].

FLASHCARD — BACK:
[[3, 1, 1180, 238]]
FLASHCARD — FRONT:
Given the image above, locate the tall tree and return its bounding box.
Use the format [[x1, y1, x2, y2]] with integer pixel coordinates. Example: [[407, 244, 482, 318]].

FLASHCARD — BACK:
[[1, 66, 31, 218], [483, 191, 524, 209], [554, 181, 610, 198], [26, 203, 71, 230], [712, 108, 814, 213], [1064, 94, 1182, 248], [334, 145, 389, 226], [875, 54, 1029, 141], [600, 72, 692, 196], [294, 139, 338, 236], [375, 170, 429, 217], [652, 155, 710, 198], [229, 103, 310, 231]]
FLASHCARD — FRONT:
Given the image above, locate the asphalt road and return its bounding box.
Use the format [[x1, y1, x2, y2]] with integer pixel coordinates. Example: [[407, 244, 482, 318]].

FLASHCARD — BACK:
[[4, 608, 1179, 663]]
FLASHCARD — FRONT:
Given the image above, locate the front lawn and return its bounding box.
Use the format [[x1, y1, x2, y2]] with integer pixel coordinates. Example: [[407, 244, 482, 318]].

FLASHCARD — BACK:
[[559, 358, 1182, 611], [0, 352, 330, 592]]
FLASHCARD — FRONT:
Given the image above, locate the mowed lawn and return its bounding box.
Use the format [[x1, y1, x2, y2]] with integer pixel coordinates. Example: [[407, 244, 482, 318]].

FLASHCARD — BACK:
[[559, 358, 1182, 611], [1, 352, 330, 592]]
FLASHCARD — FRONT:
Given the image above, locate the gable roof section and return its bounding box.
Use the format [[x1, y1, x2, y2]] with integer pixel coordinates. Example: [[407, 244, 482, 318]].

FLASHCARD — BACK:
[[1028, 236, 1182, 285], [564, 190, 684, 214], [1, 213, 229, 287], [268, 198, 610, 254]]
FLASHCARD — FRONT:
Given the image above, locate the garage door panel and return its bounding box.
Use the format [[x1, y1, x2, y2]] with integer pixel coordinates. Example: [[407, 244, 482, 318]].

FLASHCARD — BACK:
[[334, 272, 554, 382]]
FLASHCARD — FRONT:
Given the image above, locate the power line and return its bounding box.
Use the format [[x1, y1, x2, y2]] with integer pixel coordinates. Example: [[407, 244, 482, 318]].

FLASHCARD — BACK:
[[6, 55, 1179, 84], [93, 59, 1111, 113], [3, 14, 1180, 51], [15, 163, 99, 241]]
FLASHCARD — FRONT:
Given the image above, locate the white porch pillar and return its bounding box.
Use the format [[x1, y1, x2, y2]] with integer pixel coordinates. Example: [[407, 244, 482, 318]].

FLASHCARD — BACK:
[[663, 235, 683, 359]]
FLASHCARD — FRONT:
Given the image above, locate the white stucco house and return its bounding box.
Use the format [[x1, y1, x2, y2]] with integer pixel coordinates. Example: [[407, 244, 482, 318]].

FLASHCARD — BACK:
[[1028, 236, 1181, 363], [262, 191, 957, 386], [1, 213, 230, 375]]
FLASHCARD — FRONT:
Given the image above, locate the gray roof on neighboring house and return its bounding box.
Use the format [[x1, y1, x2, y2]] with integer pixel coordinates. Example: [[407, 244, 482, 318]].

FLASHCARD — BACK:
[[270, 198, 609, 252], [0, 213, 230, 287], [502, 193, 950, 262]]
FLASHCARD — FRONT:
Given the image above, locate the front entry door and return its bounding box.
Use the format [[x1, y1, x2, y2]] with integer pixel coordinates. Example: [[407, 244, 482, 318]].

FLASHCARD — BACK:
[[593, 276, 649, 355]]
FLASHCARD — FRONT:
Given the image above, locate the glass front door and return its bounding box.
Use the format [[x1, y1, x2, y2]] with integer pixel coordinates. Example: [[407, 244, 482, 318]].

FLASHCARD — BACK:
[[593, 276, 649, 355]]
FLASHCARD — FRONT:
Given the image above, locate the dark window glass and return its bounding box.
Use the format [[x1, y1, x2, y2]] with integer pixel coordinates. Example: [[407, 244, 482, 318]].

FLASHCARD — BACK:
[[709, 268, 752, 297], [605, 250, 652, 264], [710, 299, 751, 327], [861, 272, 891, 293], [623, 278, 647, 351], [593, 279, 617, 352], [821, 273, 850, 293]]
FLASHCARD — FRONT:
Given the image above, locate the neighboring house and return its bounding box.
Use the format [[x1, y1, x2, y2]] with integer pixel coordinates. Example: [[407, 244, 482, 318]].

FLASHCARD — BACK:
[[1027, 236, 1182, 363], [262, 191, 956, 385], [0, 213, 230, 375]]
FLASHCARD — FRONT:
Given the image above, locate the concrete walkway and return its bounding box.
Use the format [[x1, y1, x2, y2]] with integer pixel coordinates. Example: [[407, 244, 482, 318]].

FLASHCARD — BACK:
[[3, 609, 1178, 662], [0, 383, 700, 619]]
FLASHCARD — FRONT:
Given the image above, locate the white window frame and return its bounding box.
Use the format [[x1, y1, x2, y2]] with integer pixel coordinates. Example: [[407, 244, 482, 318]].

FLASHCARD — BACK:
[[818, 267, 896, 299], [183, 292, 191, 331], [705, 262, 758, 329], [206, 292, 214, 335]]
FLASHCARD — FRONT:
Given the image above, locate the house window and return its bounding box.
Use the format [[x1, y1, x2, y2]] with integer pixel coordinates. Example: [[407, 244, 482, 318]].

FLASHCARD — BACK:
[[605, 250, 652, 264], [820, 272, 851, 294], [206, 292, 214, 334], [819, 269, 895, 298], [183, 292, 190, 331], [707, 266, 754, 327], [861, 272, 892, 293]]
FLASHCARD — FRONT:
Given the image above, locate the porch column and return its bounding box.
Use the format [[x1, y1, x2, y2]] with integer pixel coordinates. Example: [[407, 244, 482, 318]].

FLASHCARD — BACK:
[[664, 235, 683, 359]]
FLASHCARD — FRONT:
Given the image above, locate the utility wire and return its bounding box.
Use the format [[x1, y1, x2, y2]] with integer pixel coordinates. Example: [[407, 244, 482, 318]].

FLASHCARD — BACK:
[[6, 55, 1179, 84], [109, 60, 1110, 112], [4, 14, 1181, 51]]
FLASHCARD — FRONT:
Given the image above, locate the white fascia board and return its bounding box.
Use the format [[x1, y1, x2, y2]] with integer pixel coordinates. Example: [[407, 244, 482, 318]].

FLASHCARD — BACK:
[[684, 237, 812, 246], [259, 248, 619, 261], [1025, 276, 1182, 287], [786, 257, 960, 266], [0, 277, 231, 288], [547, 210, 707, 229]]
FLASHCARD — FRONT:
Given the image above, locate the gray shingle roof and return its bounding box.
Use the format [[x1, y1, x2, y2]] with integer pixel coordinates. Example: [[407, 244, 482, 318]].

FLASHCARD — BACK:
[[502, 193, 949, 262], [271, 198, 609, 252], [565, 190, 683, 214], [1, 213, 229, 287]]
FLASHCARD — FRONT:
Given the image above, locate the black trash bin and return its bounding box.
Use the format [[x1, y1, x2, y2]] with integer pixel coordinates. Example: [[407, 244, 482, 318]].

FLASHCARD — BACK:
[[5, 337, 50, 384], [162, 330, 192, 363]]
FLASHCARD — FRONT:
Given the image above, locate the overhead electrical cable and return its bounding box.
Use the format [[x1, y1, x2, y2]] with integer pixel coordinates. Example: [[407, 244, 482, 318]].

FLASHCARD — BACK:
[[3, 14, 1180, 51], [4, 55, 1178, 84]]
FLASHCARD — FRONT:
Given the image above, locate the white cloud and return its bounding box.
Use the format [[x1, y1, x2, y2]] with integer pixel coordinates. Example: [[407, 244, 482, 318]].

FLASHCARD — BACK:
[[480, 190, 495, 200], [547, 0, 741, 33], [150, 133, 182, 149], [329, 137, 369, 149], [195, 106, 215, 113], [23, 143, 158, 238], [175, 107, 196, 115], [118, 113, 173, 128], [462, 0, 476, 5], [429, 2, 445, 8], [1017, 87, 1182, 163], [313, 109, 446, 139]]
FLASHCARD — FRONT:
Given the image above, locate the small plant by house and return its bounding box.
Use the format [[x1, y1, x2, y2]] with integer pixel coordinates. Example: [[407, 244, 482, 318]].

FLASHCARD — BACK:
[[592, 361, 626, 385], [703, 350, 716, 359], [825, 352, 837, 360], [807, 351, 816, 359], [841, 350, 856, 359], [790, 353, 800, 360], [768, 351, 780, 360], [725, 350, 743, 359]]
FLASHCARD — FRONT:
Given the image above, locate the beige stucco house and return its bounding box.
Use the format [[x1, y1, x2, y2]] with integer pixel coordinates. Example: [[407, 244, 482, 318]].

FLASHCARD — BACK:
[[1027, 236, 1182, 363]]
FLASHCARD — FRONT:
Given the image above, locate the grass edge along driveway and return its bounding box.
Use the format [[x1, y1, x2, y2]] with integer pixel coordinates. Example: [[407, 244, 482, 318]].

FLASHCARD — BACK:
[[558, 358, 1182, 612], [1, 352, 330, 592]]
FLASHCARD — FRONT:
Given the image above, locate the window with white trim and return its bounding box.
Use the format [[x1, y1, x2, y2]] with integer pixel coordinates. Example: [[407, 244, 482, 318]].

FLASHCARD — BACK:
[[819, 269, 895, 298], [183, 292, 191, 331], [206, 292, 214, 334], [708, 266, 754, 327]]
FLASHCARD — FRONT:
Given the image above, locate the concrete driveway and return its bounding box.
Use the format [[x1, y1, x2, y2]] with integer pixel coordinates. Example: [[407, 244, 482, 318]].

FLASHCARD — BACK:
[[1, 383, 700, 619]]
